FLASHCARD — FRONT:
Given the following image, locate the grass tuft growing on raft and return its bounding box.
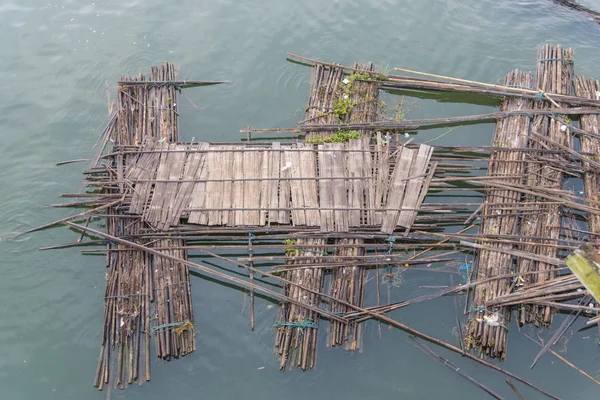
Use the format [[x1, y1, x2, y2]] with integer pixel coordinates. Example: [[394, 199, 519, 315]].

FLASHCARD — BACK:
[[305, 130, 361, 143]]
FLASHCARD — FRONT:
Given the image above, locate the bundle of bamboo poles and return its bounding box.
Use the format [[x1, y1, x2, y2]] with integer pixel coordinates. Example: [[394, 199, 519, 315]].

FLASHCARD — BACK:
[[466, 69, 533, 359], [328, 238, 366, 351], [152, 239, 195, 359], [93, 62, 196, 389], [275, 238, 326, 370], [575, 77, 600, 234], [517, 45, 575, 326], [95, 218, 152, 389], [302, 61, 380, 141]]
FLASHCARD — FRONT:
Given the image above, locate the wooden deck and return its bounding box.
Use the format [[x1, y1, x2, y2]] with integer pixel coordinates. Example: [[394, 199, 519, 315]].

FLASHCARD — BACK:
[[122, 140, 434, 233]]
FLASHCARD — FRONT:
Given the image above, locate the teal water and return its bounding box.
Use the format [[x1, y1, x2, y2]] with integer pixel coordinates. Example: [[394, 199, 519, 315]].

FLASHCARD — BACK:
[[1, 0, 600, 399]]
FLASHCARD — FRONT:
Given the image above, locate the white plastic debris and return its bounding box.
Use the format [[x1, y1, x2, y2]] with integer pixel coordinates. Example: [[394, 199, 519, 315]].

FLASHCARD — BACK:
[[343, 94, 349, 99], [280, 161, 292, 171], [404, 132, 409, 138], [120, 318, 124, 327], [560, 125, 568, 132], [342, 78, 350, 84], [476, 312, 506, 329]]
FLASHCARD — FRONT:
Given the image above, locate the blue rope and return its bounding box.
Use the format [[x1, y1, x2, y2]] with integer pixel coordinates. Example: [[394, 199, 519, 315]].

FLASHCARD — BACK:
[[386, 235, 396, 254], [274, 318, 318, 329], [535, 92, 545, 102], [147, 80, 180, 90], [248, 229, 255, 245], [469, 306, 486, 313], [539, 58, 571, 63]]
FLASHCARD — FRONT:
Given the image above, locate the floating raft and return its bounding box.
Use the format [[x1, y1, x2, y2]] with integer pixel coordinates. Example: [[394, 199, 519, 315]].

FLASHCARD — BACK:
[[21, 44, 600, 397]]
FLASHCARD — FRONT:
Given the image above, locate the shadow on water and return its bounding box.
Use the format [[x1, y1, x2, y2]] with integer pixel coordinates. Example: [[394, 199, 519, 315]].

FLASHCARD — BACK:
[[382, 87, 501, 107]]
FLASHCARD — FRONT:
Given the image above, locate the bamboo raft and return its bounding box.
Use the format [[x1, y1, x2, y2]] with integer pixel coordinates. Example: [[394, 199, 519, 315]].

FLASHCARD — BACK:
[[13, 44, 600, 397]]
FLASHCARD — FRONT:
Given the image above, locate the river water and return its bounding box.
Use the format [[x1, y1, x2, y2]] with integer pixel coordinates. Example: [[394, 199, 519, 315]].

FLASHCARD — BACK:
[[1, 0, 600, 399]]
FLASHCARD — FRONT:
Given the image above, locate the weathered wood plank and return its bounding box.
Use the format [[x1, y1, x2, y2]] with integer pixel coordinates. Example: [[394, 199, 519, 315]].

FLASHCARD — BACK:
[[318, 144, 334, 232], [143, 142, 171, 226], [220, 149, 234, 226], [232, 149, 244, 226], [157, 144, 186, 230], [186, 143, 210, 224], [381, 146, 416, 234], [207, 145, 224, 226], [347, 139, 362, 226], [244, 148, 261, 225], [289, 148, 306, 225], [270, 143, 283, 224], [259, 149, 271, 226], [373, 135, 390, 225], [166, 145, 204, 229], [396, 144, 433, 230], [331, 143, 348, 232], [300, 144, 319, 226], [128, 141, 161, 215], [278, 144, 292, 224], [362, 137, 376, 226]]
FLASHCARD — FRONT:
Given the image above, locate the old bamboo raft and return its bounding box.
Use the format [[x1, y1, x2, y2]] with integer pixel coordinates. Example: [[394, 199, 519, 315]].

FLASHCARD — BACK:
[[11, 43, 600, 397]]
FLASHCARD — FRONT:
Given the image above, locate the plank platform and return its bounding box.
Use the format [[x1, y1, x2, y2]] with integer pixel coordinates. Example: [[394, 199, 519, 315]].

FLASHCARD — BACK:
[[123, 140, 434, 233]]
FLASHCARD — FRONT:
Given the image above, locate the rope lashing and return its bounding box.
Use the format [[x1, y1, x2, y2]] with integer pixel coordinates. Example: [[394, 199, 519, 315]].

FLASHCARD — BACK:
[[535, 92, 545, 102], [386, 235, 396, 254], [152, 320, 195, 335], [468, 305, 486, 313], [274, 318, 318, 329], [538, 58, 572, 64], [146, 80, 180, 91], [152, 321, 185, 333]]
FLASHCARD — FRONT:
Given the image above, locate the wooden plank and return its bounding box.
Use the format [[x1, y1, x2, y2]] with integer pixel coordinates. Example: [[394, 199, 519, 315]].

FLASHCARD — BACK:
[[259, 149, 271, 226], [157, 144, 186, 230], [381, 146, 416, 234], [331, 143, 348, 232], [143, 142, 171, 226], [270, 143, 283, 224], [166, 144, 204, 229], [232, 149, 244, 226], [396, 144, 433, 230], [362, 137, 375, 226], [318, 144, 334, 232], [207, 146, 224, 226], [187, 143, 210, 224], [128, 142, 161, 215], [220, 149, 234, 226], [244, 149, 261, 225], [347, 139, 362, 226], [289, 148, 306, 225], [278, 144, 292, 224], [300, 144, 319, 226], [373, 135, 390, 225]]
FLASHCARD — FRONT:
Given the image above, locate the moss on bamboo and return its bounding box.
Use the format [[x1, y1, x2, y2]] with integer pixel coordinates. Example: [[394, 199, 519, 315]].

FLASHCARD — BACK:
[[305, 130, 361, 143]]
